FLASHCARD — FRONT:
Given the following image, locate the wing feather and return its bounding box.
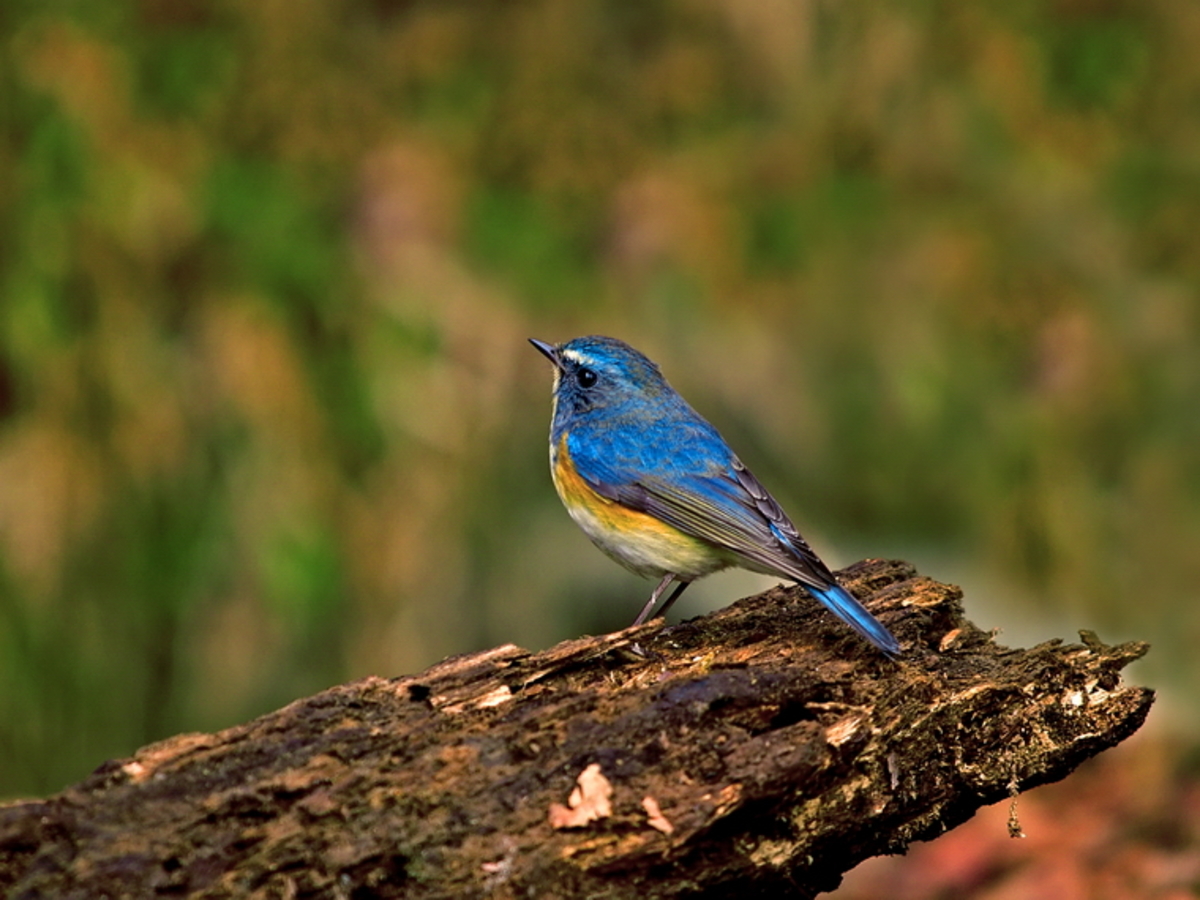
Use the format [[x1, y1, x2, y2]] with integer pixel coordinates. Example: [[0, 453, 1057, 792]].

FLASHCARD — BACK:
[[582, 455, 838, 592]]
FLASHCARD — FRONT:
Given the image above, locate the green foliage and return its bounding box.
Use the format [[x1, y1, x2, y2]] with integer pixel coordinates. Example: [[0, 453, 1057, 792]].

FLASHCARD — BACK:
[[0, 0, 1197, 798], [466, 188, 596, 308], [1041, 16, 1149, 110]]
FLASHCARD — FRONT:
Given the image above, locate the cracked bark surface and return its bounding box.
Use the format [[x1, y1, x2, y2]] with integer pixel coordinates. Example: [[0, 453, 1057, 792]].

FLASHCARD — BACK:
[[0, 559, 1153, 898]]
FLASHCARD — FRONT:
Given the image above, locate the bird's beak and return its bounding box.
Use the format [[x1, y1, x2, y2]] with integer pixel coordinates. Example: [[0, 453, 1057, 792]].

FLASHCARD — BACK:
[[528, 338, 564, 371]]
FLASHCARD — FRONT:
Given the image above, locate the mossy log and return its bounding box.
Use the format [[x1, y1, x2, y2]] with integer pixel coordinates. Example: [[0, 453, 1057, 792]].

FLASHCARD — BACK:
[[0, 559, 1152, 898]]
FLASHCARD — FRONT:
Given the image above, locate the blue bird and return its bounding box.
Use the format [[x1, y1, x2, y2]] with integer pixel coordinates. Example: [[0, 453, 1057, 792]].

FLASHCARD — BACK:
[[530, 335, 900, 656]]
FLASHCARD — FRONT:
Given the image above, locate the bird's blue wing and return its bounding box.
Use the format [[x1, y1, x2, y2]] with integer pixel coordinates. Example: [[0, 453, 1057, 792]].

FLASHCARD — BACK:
[[566, 420, 827, 583], [566, 424, 900, 656]]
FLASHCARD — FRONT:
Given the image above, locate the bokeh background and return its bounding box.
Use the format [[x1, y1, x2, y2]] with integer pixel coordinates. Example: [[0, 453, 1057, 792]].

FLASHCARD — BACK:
[[2, 1, 1198, 887]]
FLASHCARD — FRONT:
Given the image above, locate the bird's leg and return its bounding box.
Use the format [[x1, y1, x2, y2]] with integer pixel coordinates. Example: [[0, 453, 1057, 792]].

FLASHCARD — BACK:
[[631, 575, 692, 626], [632, 574, 675, 626], [654, 580, 692, 621]]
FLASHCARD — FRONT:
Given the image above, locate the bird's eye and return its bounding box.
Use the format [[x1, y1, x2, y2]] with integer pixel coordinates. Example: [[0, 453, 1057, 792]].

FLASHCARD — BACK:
[[576, 367, 598, 388]]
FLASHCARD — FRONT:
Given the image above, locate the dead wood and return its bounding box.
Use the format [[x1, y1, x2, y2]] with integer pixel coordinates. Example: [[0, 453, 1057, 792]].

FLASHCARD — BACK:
[[0, 559, 1152, 899]]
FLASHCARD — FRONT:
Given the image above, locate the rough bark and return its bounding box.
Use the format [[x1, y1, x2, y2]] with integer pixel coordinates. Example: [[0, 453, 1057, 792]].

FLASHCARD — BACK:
[[0, 559, 1152, 899]]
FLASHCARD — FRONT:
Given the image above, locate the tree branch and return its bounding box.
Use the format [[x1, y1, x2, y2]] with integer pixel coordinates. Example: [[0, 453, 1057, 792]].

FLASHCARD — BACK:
[[0, 559, 1152, 898]]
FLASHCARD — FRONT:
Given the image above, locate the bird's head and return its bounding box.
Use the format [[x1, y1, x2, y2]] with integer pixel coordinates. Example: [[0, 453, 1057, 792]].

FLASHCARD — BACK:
[[529, 335, 669, 423]]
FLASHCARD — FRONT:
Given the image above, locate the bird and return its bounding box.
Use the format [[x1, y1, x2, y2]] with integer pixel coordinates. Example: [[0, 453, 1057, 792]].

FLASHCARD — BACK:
[[529, 335, 900, 656]]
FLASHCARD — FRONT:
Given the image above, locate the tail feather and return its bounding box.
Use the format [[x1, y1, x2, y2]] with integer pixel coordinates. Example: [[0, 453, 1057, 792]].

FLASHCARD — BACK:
[[806, 582, 900, 657]]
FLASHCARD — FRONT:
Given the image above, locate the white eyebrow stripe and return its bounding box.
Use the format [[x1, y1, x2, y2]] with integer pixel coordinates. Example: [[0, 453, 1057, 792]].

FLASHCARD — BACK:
[[560, 349, 597, 367]]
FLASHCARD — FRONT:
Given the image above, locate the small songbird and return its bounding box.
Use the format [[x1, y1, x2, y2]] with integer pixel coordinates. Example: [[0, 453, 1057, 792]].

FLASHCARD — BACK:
[[530, 335, 900, 656]]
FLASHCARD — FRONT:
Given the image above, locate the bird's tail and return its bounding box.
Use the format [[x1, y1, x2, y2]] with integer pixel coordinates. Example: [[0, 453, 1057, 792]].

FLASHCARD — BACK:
[[806, 582, 901, 657]]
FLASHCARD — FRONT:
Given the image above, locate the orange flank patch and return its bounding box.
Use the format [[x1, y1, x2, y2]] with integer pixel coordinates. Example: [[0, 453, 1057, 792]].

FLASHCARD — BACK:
[[551, 434, 728, 579], [552, 437, 672, 537]]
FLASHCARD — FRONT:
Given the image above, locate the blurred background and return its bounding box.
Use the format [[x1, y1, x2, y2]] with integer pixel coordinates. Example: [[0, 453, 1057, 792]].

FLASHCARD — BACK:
[[1, 2, 1197, 882]]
